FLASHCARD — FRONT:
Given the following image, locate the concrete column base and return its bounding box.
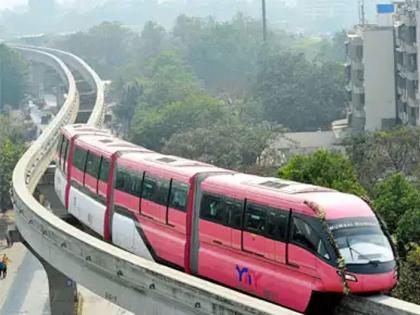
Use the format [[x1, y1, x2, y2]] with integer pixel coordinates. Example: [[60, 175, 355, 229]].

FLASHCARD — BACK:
[[26, 242, 77, 315]]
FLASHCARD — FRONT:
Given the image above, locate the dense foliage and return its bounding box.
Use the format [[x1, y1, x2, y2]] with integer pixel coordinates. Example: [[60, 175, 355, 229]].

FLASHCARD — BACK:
[[54, 16, 346, 140], [0, 44, 29, 111], [393, 246, 420, 304], [345, 128, 420, 189], [278, 149, 366, 196], [255, 50, 346, 131], [0, 116, 25, 210], [373, 174, 420, 242]]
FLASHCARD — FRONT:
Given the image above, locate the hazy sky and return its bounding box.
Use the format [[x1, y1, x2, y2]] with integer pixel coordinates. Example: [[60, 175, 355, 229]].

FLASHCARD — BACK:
[[0, 0, 27, 10], [0, 0, 95, 10], [0, 0, 291, 11]]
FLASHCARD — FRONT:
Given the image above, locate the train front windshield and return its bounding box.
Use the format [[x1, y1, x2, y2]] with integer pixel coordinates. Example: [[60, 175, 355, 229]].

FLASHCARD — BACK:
[[329, 219, 394, 265]]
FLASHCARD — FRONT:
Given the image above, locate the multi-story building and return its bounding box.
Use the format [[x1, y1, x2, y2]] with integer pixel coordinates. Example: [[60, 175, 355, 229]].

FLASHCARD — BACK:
[[341, 23, 397, 134], [394, 0, 420, 125]]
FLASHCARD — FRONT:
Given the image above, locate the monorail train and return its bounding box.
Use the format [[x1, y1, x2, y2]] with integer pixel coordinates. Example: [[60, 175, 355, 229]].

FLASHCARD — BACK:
[[54, 124, 398, 313]]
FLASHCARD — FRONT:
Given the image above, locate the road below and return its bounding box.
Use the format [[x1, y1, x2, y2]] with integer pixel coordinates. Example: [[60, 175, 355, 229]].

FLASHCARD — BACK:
[[0, 242, 50, 315]]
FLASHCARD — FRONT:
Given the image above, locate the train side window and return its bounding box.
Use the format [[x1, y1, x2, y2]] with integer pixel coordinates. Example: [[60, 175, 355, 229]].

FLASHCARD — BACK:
[[57, 135, 64, 166], [62, 138, 70, 172], [244, 204, 266, 235], [168, 182, 188, 212], [200, 194, 227, 224], [129, 169, 143, 197], [99, 158, 110, 182], [266, 209, 288, 241], [291, 217, 324, 256], [116, 167, 130, 193], [85, 152, 101, 178], [226, 199, 243, 229], [73, 147, 88, 171], [142, 174, 170, 206]]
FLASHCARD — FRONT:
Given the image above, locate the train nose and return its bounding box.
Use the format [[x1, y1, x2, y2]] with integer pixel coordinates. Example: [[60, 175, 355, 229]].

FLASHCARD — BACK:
[[347, 270, 397, 293]]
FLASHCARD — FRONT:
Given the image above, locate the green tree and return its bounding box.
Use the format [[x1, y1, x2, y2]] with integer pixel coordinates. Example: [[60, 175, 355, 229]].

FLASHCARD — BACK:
[[278, 149, 366, 196], [112, 80, 143, 134], [346, 128, 420, 189], [57, 22, 136, 78], [172, 14, 289, 96], [373, 173, 418, 233], [397, 208, 420, 246], [130, 93, 226, 150], [163, 120, 277, 170], [139, 51, 201, 108], [255, 50, 346, 131], [312, 30, 347, 63], [0, 44, 28, 111], [0, 116, 25, 210], [373, 173, 420, 254], [393, 246, 420, 304], [136, 21, 167, 63]]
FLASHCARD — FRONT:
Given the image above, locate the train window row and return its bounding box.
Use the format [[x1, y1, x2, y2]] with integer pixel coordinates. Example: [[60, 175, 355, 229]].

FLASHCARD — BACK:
[[200, 194, 242, 229], [116, 167, 143, 196], [74, 147, 109, 184], [72, 147, 189, 213], [116, 166, 188, 212], [200, 194, 330, 258], [200, 193, 288, 241], [143, 174, 170, 206]]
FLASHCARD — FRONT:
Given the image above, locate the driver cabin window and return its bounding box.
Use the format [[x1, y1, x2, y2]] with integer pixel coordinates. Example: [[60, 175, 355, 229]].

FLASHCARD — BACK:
[[291, 217, 330, 260]]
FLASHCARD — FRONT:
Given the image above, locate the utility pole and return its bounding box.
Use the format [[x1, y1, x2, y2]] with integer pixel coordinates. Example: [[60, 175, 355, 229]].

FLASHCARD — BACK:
[[0, 55, 3, 113], [358, 0, 366, 25], [262, 0, 267, 42]]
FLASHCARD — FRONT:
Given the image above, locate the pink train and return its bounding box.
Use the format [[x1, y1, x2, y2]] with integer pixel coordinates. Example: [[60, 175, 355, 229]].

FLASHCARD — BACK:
[[54, 124, 398, 313]]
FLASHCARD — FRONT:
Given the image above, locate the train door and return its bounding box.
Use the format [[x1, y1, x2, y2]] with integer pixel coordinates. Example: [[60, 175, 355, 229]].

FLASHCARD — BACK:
[[141, 173, 169, 223], [265, 208, 288, 263], [84, 151, 101, 194], [167, 181, 189, 231], [166, 180, 189, 266], [242, 203, 267, 257]]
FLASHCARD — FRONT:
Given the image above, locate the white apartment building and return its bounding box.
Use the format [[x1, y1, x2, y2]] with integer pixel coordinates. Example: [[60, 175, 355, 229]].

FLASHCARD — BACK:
[[341, 24, 397, 134], [394, 0, 420, 125]]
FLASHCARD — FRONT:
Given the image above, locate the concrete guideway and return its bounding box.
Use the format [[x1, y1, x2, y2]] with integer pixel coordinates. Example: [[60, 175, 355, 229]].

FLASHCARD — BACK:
[[10, 45, 420, 315]]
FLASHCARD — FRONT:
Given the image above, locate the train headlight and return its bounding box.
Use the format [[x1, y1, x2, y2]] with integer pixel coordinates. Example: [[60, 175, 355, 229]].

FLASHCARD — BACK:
[[344, 273, 358, 282], [337, 270, 358, 282]]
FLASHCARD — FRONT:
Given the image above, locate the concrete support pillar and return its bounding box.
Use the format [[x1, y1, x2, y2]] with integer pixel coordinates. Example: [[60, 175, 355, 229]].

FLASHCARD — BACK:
[[26, 244, 77, 315], [56, 85, 65, 108], [32, 63, 46, 99], [41, 259, 77, 315]]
